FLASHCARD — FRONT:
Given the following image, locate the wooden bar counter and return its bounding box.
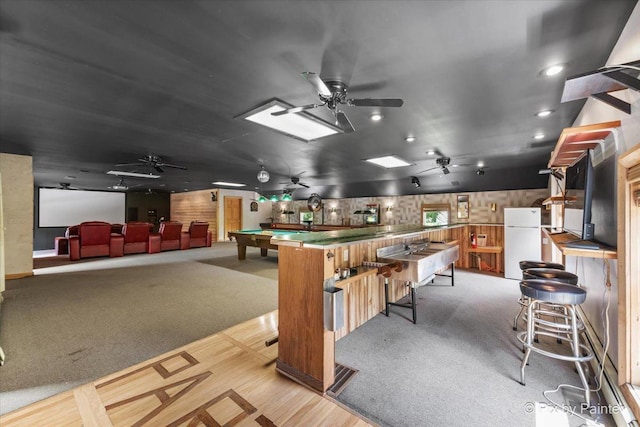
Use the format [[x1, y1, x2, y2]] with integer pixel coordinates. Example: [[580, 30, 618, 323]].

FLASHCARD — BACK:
[[271, 224, 468, 394]]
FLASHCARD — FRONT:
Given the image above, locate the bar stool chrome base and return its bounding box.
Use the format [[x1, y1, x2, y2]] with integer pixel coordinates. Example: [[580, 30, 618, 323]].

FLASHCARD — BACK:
[[516, 279, 594, 406]]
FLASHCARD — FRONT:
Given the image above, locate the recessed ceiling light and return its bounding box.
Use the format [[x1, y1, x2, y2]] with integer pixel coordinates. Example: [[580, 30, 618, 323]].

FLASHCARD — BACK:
[[238, 99, 341, 142], [64, 175, 76, 180], [451, 164, 459, 168], [477, 161, 484, 167], [405, 136, 416, 143], [212, 181, 246, 187], [365, 155, 412, 168], [541, 64, 564, 77], [533, 133, 545, 140], [536, 110, 554, 118], [370, 114, 383, 121], [427, 150, 436, 155]]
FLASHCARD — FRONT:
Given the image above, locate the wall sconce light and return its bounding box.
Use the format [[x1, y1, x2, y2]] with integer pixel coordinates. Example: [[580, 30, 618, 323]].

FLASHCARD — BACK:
[[411, 176, 421, 188], [211, 192, 217, 202], [330, 207, 337, 214], [490, 203, 497, 212], [386, 205, 393, 212]]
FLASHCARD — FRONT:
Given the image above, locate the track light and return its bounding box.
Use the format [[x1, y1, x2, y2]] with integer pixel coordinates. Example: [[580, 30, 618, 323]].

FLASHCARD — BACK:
[[476, 168, 485, 176], [411, 176, 421, 188]]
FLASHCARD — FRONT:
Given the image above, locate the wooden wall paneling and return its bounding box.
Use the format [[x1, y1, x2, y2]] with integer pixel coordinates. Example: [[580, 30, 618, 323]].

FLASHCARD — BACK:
[[276, 246, 335, 392], [170, 190, 218, 240]]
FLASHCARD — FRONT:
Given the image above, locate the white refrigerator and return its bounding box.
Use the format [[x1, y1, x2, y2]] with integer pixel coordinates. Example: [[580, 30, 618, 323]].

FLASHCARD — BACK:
[[504, 208, 541, 279]]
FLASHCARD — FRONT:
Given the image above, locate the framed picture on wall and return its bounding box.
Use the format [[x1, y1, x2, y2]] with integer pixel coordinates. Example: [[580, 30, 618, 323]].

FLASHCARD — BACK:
[[457, 195, 469, 219]]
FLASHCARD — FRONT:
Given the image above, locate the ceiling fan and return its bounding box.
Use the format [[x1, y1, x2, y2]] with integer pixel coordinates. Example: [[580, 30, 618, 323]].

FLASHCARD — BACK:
[[416, 157, 474, 175], [116, 154, 187, 173], [271, 72, 404, 133], [280, 171, 310, 188]]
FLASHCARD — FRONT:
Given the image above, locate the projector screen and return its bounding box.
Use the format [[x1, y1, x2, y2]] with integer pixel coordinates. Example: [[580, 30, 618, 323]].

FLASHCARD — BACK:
[[39, 188, 125, 227]]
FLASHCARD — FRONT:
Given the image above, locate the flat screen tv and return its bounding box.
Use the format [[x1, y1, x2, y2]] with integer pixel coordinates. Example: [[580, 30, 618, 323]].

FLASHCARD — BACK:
[[563, 152, 594, 241], [563, 149, 617, 247]]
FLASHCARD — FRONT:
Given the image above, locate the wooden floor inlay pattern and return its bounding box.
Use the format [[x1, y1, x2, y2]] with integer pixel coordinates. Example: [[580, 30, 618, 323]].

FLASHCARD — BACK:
[[1, 310, 373, 427]]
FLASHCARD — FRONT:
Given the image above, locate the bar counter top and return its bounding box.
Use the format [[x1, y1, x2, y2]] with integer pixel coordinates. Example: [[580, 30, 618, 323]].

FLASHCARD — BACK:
[[270, 223, 467, 248]]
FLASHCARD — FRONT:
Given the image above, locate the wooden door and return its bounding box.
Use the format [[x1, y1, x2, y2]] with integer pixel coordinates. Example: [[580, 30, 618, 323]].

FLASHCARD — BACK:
[[224, 197, 242, 239]]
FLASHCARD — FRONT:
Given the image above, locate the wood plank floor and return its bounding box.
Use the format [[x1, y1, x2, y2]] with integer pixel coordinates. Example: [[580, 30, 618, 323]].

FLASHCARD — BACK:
[[0, 311, 373, 427]]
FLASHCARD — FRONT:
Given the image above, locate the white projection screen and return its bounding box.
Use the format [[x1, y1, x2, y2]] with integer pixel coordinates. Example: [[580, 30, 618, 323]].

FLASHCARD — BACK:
[[39, 188, 125, 227]]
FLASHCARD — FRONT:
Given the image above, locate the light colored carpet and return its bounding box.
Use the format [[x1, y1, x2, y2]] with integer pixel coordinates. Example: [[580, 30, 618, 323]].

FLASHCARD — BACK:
[[335, 270, 613, 427], [0, 243, 277, 414]]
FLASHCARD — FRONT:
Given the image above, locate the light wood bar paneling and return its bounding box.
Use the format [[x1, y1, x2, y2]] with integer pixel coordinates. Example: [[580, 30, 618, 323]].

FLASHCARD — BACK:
[[170, 189, 217, 240], [0, 311, 373, 427]]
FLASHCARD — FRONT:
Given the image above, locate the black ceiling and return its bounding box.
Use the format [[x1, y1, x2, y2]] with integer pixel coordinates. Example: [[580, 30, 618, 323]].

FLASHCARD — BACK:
[[1, 0, 636, 199]]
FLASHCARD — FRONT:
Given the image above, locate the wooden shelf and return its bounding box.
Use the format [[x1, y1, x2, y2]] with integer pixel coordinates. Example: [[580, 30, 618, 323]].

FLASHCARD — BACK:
[[545, 231, 617, 259], [542, 195, 577, 205], [548, 121, 621, 168]]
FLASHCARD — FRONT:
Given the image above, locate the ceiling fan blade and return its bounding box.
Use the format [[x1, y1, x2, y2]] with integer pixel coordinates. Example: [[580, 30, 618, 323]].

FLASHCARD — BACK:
[[271, 104, 320, 116], [348, 98, 404, 107], [302, 72, 332, 97], [416, 166, 440, 175], [336, 111, 355, 133], [115, 162, 145, 167], [161, 163, 187, 170], [298, 182, 310, 188], [153, 165, 164, 173]]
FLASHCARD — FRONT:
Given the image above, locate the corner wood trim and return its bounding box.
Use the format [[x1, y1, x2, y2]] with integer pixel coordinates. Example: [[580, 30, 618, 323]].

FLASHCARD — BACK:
[[276, 359, 324, 394], [5, 272, 33, 280]]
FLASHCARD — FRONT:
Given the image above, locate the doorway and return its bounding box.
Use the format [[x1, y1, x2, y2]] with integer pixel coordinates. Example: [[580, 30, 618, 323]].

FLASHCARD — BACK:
[[224, 196, 242, 239]]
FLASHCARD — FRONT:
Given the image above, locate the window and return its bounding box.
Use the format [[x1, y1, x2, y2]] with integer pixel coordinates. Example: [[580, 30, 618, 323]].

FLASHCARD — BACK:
[[422, 203, 450, 227]]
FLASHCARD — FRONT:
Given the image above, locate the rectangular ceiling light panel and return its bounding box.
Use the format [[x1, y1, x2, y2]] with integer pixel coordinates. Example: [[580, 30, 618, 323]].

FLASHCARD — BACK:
[[212, 181, 246, 187], [107, 170, 160, 179], [365, 155, 412, 168], [239, 99, 341, 142]]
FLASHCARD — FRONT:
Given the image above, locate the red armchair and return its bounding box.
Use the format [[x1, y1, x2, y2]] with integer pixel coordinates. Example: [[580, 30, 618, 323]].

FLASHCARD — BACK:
[[69, 221, 124, 260], [149, 221, 183, 253], [121, 222, 153, 254], [181, 221, 212, 249]]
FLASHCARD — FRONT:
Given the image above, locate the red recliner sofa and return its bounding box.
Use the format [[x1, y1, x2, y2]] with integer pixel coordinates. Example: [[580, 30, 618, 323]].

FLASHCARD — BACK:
[[69, 221, 124, 260], [149, 221, 183, 253], [181, 221, 212, 249], [121, 222, 153, 254]]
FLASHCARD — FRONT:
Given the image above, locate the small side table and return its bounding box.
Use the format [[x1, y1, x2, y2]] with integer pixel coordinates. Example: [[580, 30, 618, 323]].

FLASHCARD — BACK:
[[54, 237, 69, 255], [468, 246, 503, 273]]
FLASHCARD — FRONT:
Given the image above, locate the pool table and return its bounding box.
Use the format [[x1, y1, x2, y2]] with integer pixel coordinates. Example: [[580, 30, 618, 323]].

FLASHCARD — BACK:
[[227, 229, 306, 260]]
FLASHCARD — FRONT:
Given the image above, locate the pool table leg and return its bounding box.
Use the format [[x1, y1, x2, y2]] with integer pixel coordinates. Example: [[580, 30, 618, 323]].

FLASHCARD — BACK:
[[237, 244, 247, 260], [260, 248, 268, 257]]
